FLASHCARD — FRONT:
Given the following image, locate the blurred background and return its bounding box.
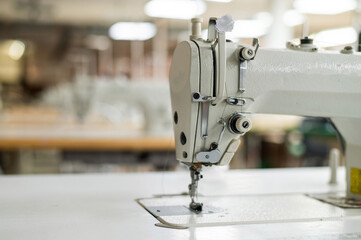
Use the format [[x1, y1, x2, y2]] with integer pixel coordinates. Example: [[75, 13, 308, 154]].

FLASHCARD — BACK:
[[0, 0, 355, 174]]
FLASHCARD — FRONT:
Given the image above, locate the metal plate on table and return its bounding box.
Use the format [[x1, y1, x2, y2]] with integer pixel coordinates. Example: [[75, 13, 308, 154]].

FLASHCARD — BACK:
[[308, 192, 361, 208], [137, 193, 345, 229]]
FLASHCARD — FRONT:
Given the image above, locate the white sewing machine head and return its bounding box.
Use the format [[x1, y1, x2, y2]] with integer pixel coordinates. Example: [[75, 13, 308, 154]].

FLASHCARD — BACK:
[[169, 15, 361, 203]]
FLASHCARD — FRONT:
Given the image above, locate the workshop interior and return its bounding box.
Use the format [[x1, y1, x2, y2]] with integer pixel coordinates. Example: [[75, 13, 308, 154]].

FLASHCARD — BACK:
[[0, 0, 353, 175], [1, 0, 361, 238]]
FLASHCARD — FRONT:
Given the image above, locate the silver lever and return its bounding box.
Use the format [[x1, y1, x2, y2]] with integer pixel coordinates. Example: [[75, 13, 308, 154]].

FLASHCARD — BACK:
[[192, 92, 214, 138], [239, 61, 247, 93], [195, 119, 226, 164], [237, 38, 259, 93]]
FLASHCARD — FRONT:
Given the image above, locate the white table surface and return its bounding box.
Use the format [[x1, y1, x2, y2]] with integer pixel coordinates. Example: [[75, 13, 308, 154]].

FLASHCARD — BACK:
[[1, 167, 361, 240]]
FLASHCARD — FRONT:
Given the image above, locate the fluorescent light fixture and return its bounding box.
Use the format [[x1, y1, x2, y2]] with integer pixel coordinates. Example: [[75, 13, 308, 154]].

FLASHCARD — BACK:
[[253, 12, 273, 26], [8, 40, 25, 60], [229, 20, 269, 38], [144, 0, 206, 19], [206, 0, 232, 2], [294, 0, 357, 15], [109, 22, 156, 41], [313, 27, 357, 47], [228, 13, 272, 39], [283, 10, 305, 26]]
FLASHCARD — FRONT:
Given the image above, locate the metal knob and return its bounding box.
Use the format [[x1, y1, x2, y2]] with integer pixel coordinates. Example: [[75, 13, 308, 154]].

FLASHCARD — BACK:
[[235, 117, 252, 133], [190, 18, 203, 40], [238, 47, 255, 61], [228, 113, 252, 135]]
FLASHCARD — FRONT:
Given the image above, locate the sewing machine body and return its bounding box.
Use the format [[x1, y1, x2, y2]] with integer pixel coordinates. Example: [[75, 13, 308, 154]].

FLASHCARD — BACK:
[[169, 18, 361, 201]]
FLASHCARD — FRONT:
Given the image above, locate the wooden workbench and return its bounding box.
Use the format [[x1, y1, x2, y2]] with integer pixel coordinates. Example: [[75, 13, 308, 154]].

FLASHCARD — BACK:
[[0, 135, 174, 151], [0, 105, 174, 151]]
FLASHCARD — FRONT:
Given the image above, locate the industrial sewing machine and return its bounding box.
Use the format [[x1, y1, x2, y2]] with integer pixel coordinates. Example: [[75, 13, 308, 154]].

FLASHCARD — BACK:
[[169, 15, 361, 212]]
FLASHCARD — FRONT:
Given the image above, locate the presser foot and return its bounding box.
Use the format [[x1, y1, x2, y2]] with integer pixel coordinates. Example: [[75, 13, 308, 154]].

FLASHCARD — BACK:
[[190, 201, 203, 212], [188, 164, 203, 212]]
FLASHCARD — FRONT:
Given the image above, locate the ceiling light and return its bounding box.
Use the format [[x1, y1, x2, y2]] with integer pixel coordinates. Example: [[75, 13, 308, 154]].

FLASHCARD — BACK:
[[313, 27, 357, 47], [253, 12, 273, 27], [294, 0, 357, 15], [228, 20, 270, 38], [144, 0, 206, 20], [109, 22, 157, 41], [283, 10, 305, 26], [8, 40, 25, 60], [227, 13, 273, 39], [206, 0, 232, 2]]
